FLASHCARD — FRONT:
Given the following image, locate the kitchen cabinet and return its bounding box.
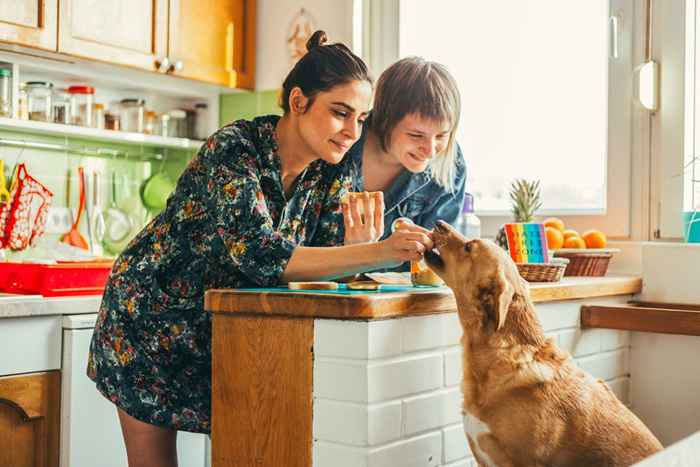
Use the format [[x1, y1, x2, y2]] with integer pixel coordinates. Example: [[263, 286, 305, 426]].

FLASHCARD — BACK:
[[168, 0, 256, 89], [0, 0, 58, 51], [0, 371, 61, 467], [58, 0, 169, 72]]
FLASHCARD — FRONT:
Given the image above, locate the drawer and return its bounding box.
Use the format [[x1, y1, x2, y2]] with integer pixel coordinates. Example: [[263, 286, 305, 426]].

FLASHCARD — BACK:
[[0, 316, 62, 375]]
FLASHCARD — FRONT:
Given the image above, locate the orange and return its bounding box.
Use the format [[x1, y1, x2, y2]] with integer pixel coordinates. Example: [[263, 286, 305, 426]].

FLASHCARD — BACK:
[[543, 217, 565, 232], [562, 229, 579, 240], [563, 236, 586, 249], [545, 226, 564, 250], [582, 230, 607, 249]]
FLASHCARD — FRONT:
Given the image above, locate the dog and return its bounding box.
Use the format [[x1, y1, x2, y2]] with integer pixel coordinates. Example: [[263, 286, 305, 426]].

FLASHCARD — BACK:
[[424, 220, 662, 467]]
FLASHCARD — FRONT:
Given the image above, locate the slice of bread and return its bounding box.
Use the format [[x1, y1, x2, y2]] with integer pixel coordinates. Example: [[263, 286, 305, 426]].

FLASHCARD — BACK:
[[288, 281, 339, 290]]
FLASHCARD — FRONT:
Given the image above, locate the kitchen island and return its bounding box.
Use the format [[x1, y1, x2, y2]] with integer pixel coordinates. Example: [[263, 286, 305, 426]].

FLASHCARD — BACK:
[[205, 276, 641, 467]]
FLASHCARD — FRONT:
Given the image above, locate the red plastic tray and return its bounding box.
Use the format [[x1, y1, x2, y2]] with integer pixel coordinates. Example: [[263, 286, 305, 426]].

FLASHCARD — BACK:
[[0, 261, 113, 296]]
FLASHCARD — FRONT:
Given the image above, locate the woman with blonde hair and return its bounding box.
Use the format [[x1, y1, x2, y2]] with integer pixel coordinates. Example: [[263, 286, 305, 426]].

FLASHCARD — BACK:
[[342, 57, 466, 247]]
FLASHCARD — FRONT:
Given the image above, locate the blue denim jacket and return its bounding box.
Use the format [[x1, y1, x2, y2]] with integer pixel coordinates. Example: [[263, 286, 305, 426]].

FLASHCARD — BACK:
[[345, 123, 467, 242]]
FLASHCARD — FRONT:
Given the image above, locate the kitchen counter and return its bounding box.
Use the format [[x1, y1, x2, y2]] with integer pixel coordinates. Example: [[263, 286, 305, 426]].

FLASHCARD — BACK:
[[205, 275, 641, 467], [205, 275, 642, 319], [0, 295, 102, 318]]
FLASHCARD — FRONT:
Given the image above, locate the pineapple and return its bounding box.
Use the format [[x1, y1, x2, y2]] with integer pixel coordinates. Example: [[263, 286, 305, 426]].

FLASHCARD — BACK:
[[495, 179, 542, 250]]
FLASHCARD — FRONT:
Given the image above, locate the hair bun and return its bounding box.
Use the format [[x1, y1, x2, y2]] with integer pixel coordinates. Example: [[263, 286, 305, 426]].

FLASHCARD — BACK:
[[306, 30, 328, 52]]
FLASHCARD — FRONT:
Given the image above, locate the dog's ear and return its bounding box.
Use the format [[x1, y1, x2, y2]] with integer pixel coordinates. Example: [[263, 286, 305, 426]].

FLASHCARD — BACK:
[[479, 267, 515, 332]]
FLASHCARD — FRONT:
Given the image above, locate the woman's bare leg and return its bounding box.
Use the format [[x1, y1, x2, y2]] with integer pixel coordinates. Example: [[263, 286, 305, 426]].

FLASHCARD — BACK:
[[117, 407, 178, 467]]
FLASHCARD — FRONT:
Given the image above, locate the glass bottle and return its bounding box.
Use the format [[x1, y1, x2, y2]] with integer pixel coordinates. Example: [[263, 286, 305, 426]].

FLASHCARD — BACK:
[[454, 193, 481, 238], [120, 98, 145, 133], [93, 103, 105, 129], [0, 68, 12, 118]]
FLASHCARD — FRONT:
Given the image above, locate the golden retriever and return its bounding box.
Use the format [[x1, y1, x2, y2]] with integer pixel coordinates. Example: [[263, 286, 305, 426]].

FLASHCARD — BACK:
[[424, 220, 662, 467]]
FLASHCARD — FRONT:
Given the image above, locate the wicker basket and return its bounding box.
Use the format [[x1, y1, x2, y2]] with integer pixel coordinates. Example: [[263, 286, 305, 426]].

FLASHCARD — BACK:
[[516, 258, 569, 282], [554, 251, 612, 276]]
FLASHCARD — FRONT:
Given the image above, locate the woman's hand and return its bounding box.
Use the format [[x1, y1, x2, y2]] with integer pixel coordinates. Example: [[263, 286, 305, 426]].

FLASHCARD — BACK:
[[378, 224, 434, 266], [342, 191, 385, 244]]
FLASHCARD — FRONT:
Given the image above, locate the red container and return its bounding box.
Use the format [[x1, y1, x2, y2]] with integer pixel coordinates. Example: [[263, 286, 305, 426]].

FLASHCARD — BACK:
[[0, 261, 113, 296]]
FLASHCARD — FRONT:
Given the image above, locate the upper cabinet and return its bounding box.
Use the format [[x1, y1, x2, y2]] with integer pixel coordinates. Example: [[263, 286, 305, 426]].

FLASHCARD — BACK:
[[56, 0, 256, 89], [168, 0, 256, 89], [0, 0, 58, 51], [58, 0, 169, 72]]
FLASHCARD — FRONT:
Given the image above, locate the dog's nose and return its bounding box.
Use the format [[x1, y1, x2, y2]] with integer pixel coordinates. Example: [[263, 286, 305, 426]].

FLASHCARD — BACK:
[[435, 220, 449, 233]]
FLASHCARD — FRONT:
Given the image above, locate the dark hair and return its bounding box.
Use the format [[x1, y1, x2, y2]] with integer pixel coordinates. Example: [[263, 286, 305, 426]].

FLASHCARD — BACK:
[[280, 30, 372, 113]]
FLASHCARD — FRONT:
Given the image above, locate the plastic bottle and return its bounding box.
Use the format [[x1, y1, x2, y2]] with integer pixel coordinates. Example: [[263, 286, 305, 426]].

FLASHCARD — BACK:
[[455, 193, 481, 238]]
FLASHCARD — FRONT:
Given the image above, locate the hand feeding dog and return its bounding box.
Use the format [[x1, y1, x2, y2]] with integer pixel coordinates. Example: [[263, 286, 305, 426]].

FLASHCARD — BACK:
[[424, 220, 662, 467]]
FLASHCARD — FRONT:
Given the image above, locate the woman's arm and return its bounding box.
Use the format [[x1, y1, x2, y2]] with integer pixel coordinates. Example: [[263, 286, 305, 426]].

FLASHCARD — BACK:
[[281, 229, 432, 282]]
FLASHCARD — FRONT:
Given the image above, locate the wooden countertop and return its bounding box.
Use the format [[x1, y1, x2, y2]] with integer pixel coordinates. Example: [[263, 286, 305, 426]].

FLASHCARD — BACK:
[[205, 275, 642, 320]]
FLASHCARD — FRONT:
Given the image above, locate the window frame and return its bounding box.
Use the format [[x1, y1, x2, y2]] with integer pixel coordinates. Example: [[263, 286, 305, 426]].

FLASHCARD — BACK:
[[361, 0, 648, 239]]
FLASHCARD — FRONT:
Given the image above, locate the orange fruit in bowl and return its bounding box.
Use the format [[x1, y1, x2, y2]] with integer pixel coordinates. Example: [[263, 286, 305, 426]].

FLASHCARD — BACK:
[[582, 230, 607, 249], [543, 217, 565, 232], [562, 229, 579, 240], [545, 226, 564, 250], [563, 236, 586, 249]]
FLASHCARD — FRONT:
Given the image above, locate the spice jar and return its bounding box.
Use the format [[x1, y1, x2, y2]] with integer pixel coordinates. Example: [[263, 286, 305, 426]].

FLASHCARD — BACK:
[[168, 109, 187, 138], [159, 113, 170, 137], [144, 110, 158, 135], [68, 85, 95, 126], [52, 89, 71, 124], [194, 103, 209, 140], [17, 83, 28, 120], [0, 69, 12, 118], [120, 98, 145, 133], [93, 103, 105, 129], [25, 81, 54, 122]]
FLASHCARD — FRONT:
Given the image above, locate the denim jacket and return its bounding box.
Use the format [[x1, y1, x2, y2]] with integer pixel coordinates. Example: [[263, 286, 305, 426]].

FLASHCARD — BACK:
[[345, 123, 467, 242]]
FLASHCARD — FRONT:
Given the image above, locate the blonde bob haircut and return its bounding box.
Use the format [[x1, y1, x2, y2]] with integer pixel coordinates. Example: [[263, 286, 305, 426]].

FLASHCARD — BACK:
[[371, 57, 462, 192]]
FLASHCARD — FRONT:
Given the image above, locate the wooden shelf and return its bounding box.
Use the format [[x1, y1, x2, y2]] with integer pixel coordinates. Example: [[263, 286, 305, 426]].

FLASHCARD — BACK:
[[581, 301, 700, 336], [0, 117, 205, 150]]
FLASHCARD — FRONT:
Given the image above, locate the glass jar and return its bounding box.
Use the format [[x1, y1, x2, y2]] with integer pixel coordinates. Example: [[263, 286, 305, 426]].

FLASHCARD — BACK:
[[0, 68, 12, 118], [93, 103, 105, 129], [194, 102, 209, 140], [68, 85, 95, 126], [25, 81, 54, 122], [52, 89, 71, 124], [17, 84, 28, 120], [159, 113, 170, 137], [144, 110, 158, 135], [168, 109, 187, 138], [120, 98, 145, 133]]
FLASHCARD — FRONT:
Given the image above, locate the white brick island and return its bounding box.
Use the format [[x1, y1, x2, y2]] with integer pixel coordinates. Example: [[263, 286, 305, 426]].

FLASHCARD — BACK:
[[206, 276, 642, 467]]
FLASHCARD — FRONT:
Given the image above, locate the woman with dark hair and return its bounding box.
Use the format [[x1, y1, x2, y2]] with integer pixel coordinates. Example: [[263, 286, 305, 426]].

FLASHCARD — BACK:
[[343, 57, 467, 249], [88, 31, 433, 467]]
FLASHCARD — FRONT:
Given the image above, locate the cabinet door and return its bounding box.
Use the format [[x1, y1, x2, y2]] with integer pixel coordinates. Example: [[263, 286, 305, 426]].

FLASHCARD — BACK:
[[58, 0, 168, 72], [0, 371, 60, 467], [0, 0, 57, 51], [168, 0, 256, 89]]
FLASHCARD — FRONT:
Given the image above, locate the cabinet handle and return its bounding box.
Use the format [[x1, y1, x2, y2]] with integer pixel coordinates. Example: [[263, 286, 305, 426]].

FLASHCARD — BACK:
[[154, 57, 171, 73], [169, 60, 184, 73]]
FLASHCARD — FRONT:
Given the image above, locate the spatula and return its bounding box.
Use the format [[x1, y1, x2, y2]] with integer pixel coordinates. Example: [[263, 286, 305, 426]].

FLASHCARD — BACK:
[[61, 166, 89, 250]]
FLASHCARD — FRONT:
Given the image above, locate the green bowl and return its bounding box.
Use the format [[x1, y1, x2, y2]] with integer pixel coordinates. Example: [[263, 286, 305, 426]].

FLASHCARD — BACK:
[[141, 173, 175, 212]]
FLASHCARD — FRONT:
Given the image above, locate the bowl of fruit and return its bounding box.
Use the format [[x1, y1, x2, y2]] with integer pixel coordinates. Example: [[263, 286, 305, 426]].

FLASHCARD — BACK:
[[542, 218, 619, 276]]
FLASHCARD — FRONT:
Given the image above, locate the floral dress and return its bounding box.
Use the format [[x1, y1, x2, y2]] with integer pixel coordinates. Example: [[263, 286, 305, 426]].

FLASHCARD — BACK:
[[87, 115, 350, 433]]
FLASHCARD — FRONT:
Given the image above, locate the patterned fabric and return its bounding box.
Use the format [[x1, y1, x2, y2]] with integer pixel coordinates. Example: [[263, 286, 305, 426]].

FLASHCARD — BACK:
[[87, 115, 350, 433]]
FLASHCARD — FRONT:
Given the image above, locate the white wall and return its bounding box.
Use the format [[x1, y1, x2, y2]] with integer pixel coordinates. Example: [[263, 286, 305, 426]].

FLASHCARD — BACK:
[[629, 243, 700, 446], [255, 0, 355, 90]]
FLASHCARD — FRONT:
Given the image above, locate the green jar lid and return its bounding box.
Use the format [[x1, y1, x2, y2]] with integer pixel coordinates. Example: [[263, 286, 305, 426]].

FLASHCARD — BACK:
[[0, 69, 11, 77]]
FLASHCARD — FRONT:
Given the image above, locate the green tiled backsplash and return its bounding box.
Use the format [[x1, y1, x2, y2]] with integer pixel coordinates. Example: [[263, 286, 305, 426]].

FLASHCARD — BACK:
[[0, 128, 194, 259], [220, 89, 282, 125]]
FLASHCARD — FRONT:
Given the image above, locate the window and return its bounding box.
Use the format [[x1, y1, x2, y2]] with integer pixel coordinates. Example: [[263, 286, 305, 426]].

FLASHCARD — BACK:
[[363, 0, 636, 238]]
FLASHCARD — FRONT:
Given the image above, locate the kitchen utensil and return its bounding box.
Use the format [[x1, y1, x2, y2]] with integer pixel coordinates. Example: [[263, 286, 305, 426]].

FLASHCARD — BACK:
[[102, 170, 133, 255], [0, 163, 53, 250], [140, 171, 175, 214], [83, 169, 94, 254], [91, 170, 105, 247], [61, 166, 89, 250]]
